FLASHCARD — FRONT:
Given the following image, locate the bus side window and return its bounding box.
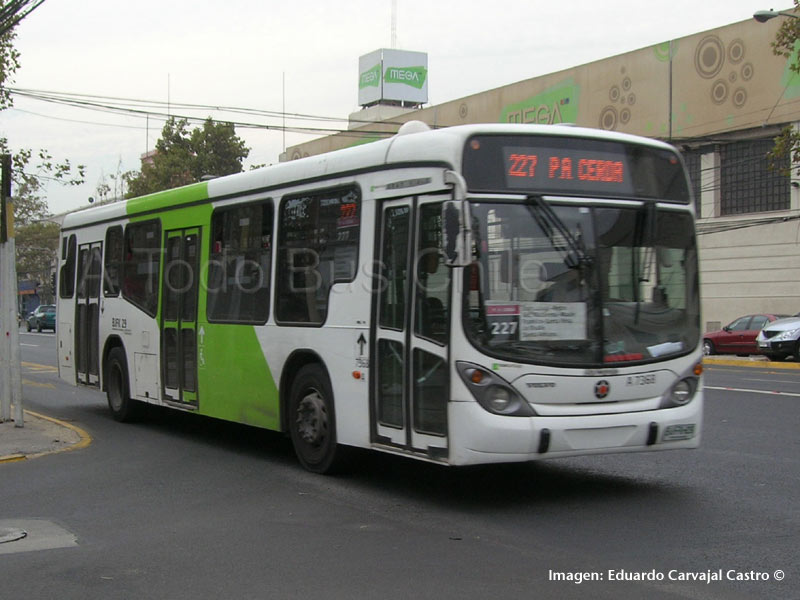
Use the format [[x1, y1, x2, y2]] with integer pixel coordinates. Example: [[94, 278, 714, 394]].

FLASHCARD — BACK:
[[207, 200, 273, 324], [276, 187, 360, 325], [59, 234, 77, 299], [104, 225, 124, 297], [122, 220, 161, 317]]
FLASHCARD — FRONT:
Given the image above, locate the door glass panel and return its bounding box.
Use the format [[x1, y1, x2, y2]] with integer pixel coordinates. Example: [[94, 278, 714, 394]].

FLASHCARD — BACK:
[[89, 247, 102, 299], [164, 328, 178, 389], [76, 304, 87, 374], [77, 248, 89, 300], [414, 203, 449, 345], [182, 234, 198, 322], [88, 304, 100, 376], [413, 349, 447, 436], [379, 206, 410, 330], [164, 237, 181, 322], [181, 329, 196, 392], [377, 339, 404, 428]]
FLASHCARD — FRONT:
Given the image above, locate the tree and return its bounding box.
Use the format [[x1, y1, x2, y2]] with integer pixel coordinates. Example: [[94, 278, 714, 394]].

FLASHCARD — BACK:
[[126, 116, 250, 197], [1, 0, 84, 306], [767, 1, 800, 174], [1, 0, 85, 225]]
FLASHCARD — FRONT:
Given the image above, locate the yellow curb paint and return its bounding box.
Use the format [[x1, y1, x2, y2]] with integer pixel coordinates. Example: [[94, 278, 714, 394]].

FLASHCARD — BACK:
[[703, 358, 800, 369], [24, 410, 92, 458], [0, 453, 26, 463], [0, 410, 92, 464]]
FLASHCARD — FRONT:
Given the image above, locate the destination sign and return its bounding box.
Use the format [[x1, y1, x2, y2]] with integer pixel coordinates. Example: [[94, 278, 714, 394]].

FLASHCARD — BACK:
[[462, 134, 690, 203]]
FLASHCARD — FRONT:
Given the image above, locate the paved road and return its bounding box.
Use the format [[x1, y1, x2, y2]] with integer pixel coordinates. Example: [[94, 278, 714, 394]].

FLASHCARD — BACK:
[[2, 336, 797, 600]]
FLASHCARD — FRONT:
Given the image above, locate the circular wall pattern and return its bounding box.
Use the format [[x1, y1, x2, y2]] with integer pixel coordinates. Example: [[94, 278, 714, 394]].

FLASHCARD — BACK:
[[695, 35, 725, 79]]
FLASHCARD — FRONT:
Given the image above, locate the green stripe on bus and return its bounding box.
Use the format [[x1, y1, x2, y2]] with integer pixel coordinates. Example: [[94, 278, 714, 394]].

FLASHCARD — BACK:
[[125, 181, 210, 216]]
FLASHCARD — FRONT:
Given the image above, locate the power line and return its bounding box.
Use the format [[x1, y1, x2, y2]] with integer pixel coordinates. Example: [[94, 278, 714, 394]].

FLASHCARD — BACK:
[[7, 87, 410, 137]]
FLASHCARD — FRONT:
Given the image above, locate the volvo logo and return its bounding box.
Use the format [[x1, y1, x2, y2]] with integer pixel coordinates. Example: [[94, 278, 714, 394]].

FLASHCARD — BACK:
[[594, 380, 610, 399]]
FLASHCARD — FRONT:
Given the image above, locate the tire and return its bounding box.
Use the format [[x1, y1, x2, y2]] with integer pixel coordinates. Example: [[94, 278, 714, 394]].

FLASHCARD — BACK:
[[702, 339, 715, 356], [765, 353, 784, 362], [288, 364, 344, 474], [106, 347, 140, 422], [794, 341, 800, 363]]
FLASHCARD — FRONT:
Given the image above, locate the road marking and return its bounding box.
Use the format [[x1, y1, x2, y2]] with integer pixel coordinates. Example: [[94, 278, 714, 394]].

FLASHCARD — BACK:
[[705, 385, 800, 398], [22, 379, 56, 389], [21, 362, 58, 373]]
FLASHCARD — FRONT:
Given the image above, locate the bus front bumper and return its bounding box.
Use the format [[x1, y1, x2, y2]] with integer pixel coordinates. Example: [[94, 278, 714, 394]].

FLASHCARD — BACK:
[[447, 396, 703, 466]]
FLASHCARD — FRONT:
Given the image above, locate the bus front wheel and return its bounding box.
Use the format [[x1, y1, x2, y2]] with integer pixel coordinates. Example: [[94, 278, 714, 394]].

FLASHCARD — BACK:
[[106, 347, 140, 422], [288, 364, 342, 474]]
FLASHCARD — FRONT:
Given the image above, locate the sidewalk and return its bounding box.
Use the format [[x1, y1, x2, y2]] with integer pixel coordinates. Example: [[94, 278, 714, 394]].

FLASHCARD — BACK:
[[0, 410, 90, 463]]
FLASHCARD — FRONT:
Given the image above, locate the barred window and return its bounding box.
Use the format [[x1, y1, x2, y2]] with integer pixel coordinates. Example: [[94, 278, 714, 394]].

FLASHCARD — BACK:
[[681, 149, 702, 216], [720, 139, 789, 215]]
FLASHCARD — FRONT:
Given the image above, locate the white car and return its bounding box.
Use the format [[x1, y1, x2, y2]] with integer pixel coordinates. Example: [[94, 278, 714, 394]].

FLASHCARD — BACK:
[[756, 314, 800, 361]]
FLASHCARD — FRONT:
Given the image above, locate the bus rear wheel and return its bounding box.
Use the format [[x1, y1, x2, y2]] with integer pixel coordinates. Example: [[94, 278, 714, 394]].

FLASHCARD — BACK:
[[106, 347, 140, 422], [289, 364, 342, 474]]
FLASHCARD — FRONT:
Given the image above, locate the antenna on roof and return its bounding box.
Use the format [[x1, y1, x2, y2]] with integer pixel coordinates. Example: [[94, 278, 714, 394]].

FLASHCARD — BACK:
[[391, 0, 397, 48]]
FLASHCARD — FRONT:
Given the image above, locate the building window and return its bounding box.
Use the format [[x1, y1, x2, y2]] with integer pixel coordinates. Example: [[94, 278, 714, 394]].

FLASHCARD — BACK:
[[276, 187, 360, 325], [681, 149, 702, 216], [720, 139, 789, 215], [207, 200, 273, 323], [122, 219, 161, 317]]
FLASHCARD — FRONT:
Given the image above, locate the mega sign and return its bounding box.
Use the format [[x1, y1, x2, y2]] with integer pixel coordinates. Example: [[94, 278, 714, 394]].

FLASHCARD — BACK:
[[358, 49, 429, 106]]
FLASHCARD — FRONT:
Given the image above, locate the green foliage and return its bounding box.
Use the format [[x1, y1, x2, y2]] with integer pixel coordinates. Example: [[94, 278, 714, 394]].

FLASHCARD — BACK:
[[0, 20, 20, 109], [14, 220, 58, 300], [126, 117, 250, 197], [0, 137, 86, 225], [768, 1, 800, 173]]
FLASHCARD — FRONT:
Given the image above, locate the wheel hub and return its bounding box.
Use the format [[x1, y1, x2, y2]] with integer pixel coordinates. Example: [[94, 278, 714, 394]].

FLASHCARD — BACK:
[[296, 390, 328, 446]]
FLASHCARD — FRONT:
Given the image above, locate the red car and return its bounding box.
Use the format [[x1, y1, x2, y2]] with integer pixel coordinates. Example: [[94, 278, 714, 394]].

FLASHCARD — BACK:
[[703, 314, 788, 356]]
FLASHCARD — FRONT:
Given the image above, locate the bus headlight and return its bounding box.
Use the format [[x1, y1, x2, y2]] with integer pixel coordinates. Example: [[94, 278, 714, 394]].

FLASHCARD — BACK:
[[456, 362, 534, 416], [660, 376, 698, 408]]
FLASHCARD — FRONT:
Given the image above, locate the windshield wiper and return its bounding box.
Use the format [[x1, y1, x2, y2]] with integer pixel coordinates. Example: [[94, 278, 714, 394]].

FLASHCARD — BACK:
[[525, 195, 592, 269]]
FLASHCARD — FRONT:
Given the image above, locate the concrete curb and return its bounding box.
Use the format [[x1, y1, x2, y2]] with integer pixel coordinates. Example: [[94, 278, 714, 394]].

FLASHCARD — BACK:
[[0, 410, 92, 463], [703, 357, 800, 369]]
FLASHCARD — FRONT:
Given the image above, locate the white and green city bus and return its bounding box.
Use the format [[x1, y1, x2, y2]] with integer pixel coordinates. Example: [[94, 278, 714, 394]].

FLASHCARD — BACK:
[[56, 122, 702, 473]]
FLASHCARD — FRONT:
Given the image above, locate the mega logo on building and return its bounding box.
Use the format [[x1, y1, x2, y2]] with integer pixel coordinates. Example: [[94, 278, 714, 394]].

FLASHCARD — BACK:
[[358, 49, 429, 106]]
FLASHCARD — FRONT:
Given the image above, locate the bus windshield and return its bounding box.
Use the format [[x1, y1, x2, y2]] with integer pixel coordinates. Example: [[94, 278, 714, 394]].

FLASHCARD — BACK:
[[464, 201, 700, 367]]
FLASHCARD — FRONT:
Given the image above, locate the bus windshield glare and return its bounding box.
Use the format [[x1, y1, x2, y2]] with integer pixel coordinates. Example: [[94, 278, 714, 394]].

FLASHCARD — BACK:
[[465, 201, 701, 367]]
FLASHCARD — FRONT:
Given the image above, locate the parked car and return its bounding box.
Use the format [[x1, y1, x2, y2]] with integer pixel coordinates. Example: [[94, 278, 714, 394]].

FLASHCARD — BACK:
[[756, 313, 800, 361], [702, 313, 788, 356], [26, 304, 56, 332]]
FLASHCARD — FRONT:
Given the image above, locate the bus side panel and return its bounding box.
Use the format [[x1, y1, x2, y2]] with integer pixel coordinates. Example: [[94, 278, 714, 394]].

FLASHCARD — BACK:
[[57, 295, 75, 385], [197, 323, 280, 430]]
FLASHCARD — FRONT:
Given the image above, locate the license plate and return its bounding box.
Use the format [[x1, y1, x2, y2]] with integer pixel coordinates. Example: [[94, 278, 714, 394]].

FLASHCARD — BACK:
[[662, 424, 696, 441], [758, 342, 768, 348]]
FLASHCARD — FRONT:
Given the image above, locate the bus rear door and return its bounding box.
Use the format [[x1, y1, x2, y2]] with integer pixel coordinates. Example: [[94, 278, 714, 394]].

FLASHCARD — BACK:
[[160, 228, 200, 407], [75, 241, 102, 386]]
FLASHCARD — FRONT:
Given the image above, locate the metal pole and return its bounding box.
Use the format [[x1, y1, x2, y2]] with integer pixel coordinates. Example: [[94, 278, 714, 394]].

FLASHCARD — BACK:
[[1, 154, 23, 426]]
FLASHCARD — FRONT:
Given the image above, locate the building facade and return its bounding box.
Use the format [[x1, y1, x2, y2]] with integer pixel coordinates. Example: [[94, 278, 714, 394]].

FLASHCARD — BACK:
[[286, 15, 800, 331]]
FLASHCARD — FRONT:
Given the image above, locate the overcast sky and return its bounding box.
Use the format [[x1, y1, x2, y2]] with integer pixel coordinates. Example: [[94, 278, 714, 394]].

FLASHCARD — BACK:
[[1, 0, 776, 214]]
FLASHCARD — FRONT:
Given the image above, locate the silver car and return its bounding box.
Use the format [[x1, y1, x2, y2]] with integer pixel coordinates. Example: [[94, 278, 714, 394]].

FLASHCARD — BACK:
[[756, 314, 800, 361]]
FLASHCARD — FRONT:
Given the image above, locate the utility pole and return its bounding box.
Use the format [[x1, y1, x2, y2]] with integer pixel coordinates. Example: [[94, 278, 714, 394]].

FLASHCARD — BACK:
[[1, 153, 23, 426]]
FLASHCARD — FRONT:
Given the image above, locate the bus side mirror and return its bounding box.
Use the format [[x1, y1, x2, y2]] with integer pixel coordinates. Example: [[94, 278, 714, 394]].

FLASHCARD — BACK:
[[442, 200, 472, 267], [442, 171, 473, 267]]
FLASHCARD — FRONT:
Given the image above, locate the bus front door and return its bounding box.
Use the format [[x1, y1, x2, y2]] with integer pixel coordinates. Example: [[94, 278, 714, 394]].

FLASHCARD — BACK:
[[160, 228, 200, 407], [373, 197, 450, 459], [75, 241, 102, 386]]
